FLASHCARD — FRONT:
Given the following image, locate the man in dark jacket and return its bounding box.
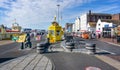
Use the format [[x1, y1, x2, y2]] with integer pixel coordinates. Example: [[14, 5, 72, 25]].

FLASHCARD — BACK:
[[25, 33, 32, 48]]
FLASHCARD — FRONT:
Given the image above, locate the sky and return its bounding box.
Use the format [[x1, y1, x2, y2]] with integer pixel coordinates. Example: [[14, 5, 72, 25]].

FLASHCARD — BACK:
[[0, 0, 120, 29]]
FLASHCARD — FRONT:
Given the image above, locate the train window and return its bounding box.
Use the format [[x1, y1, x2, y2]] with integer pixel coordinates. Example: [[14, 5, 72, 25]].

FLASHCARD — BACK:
[[56, 30, 60, 35], [49, 30, 54, 35]]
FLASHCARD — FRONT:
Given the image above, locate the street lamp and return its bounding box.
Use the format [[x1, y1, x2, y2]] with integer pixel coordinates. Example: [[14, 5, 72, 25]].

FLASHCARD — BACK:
[[57, 4, 60, 23]]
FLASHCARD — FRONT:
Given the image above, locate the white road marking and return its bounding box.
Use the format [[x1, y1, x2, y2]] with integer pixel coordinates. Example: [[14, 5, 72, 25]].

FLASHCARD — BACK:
[[96, 48, 116, 55]]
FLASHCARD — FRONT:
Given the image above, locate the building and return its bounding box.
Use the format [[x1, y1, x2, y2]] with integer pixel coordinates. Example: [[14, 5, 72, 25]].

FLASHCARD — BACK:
[[74, 17, 80, 32], [65, 23, 73, 32], [0, 22, 21, 40], [0, 25, 11, 40], [112, 13, 120, 20], [72, 23, 75, 32], [96, 19, 120, 38], [80, 10, 112, 32], [12, 23, 21, 32], [80, 14, 88, 31]]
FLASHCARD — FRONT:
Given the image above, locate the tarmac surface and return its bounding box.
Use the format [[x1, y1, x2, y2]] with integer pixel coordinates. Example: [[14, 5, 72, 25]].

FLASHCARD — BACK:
[[45, 41, 118, 70], [0, 40, 14, 46], [45, 52, 117, 70]]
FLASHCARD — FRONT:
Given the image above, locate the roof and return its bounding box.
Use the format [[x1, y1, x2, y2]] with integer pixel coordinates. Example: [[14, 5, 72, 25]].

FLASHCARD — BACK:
[[100, 19, 120, 24], [87, 13, 111, 16]]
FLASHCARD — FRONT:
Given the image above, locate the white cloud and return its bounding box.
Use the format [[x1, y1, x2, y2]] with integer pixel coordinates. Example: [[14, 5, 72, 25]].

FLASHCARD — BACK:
[[0, 0, 95, 29], [93, 5, 119, 13]]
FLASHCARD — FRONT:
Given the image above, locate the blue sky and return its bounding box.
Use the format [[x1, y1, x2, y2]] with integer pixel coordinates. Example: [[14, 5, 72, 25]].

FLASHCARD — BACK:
[[0, 0, 120, 29]]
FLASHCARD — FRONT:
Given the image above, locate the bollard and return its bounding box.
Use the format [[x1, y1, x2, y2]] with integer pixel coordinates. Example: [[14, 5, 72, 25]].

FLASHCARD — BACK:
[[43, 41, 49, 52], [36, 43, 40, 53], [36, 43, 45, 54], [85, 43, 96, 54], [65, 42, 74, 52], [92, 44, 96, 53]]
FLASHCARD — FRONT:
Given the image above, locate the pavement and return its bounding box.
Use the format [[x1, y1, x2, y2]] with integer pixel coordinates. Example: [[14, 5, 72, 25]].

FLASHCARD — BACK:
[[0, 53, 53, 70], [0, 40, 14, 46], [99, 38, 120, 47]]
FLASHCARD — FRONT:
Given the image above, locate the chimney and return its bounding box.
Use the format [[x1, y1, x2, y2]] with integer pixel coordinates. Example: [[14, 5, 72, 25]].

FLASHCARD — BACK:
[[89, 10, 92, 22], [89, 10, 91, 15]]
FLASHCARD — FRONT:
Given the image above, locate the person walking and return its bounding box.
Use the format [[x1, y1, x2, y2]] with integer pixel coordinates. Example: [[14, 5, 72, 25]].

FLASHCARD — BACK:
[[25, 33, 32, 49]]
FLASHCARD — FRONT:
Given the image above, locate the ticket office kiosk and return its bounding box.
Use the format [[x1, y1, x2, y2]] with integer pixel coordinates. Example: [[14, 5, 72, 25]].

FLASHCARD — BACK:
[[47, 22, 63, 43]]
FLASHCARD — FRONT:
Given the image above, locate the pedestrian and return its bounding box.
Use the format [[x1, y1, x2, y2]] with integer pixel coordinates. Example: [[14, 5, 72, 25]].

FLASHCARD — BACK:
[[25, 33, 32, 49], [112, 35, 115, 42], [20, 42, 24, 50], [92, 33, 94, 39], [98, 33, 101, 39], [93, 33, 96, 39]]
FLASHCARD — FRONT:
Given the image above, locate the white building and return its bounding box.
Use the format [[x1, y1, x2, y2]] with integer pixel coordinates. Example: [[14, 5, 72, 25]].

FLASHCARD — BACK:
[[74, 17, 80, 32], [80, 14, 88, 31], [96, 19, 113, 34], [96, 19, 119, 37], [74, 11, 112, 33], [72, 23, 75, 32]]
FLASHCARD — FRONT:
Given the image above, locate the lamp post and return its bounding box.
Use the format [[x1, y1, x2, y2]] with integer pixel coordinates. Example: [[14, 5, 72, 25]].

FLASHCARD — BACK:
[[57, 4, 60, 23]]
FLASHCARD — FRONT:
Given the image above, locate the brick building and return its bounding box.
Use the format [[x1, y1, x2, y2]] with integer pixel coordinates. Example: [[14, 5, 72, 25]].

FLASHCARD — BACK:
[[112, 13, 120, 20]]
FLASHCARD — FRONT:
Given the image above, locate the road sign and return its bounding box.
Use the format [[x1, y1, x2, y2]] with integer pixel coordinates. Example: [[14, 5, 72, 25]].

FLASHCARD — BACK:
[[16, 34, 26, 42]]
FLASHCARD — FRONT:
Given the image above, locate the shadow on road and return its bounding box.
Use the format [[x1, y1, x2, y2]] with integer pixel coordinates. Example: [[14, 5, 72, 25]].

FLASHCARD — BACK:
[[44, 51, 59, 54], [95, 52, 111, 55], [0, 58, 15, 63]]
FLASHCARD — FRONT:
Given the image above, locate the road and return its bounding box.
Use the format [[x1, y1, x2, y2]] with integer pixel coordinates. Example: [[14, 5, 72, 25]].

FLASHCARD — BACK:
[[0, 34, 120, 70], [45, 52, 117, 70], [85, 39, 120, 55], [84, 38, 120, 62], [44, 36, 120, 70], [73, 37, 120, 62]]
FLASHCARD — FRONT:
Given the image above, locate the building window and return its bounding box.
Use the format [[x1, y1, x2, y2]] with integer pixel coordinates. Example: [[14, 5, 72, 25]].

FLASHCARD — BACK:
[[49, 30, 54, 35], [99, 28, 100, 30], [109, 16, 112, 19], [98, 24, 100, 26], [99, 16, 101, 19], [56, 30, 60, 35], [102, 16, 104, 19]]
